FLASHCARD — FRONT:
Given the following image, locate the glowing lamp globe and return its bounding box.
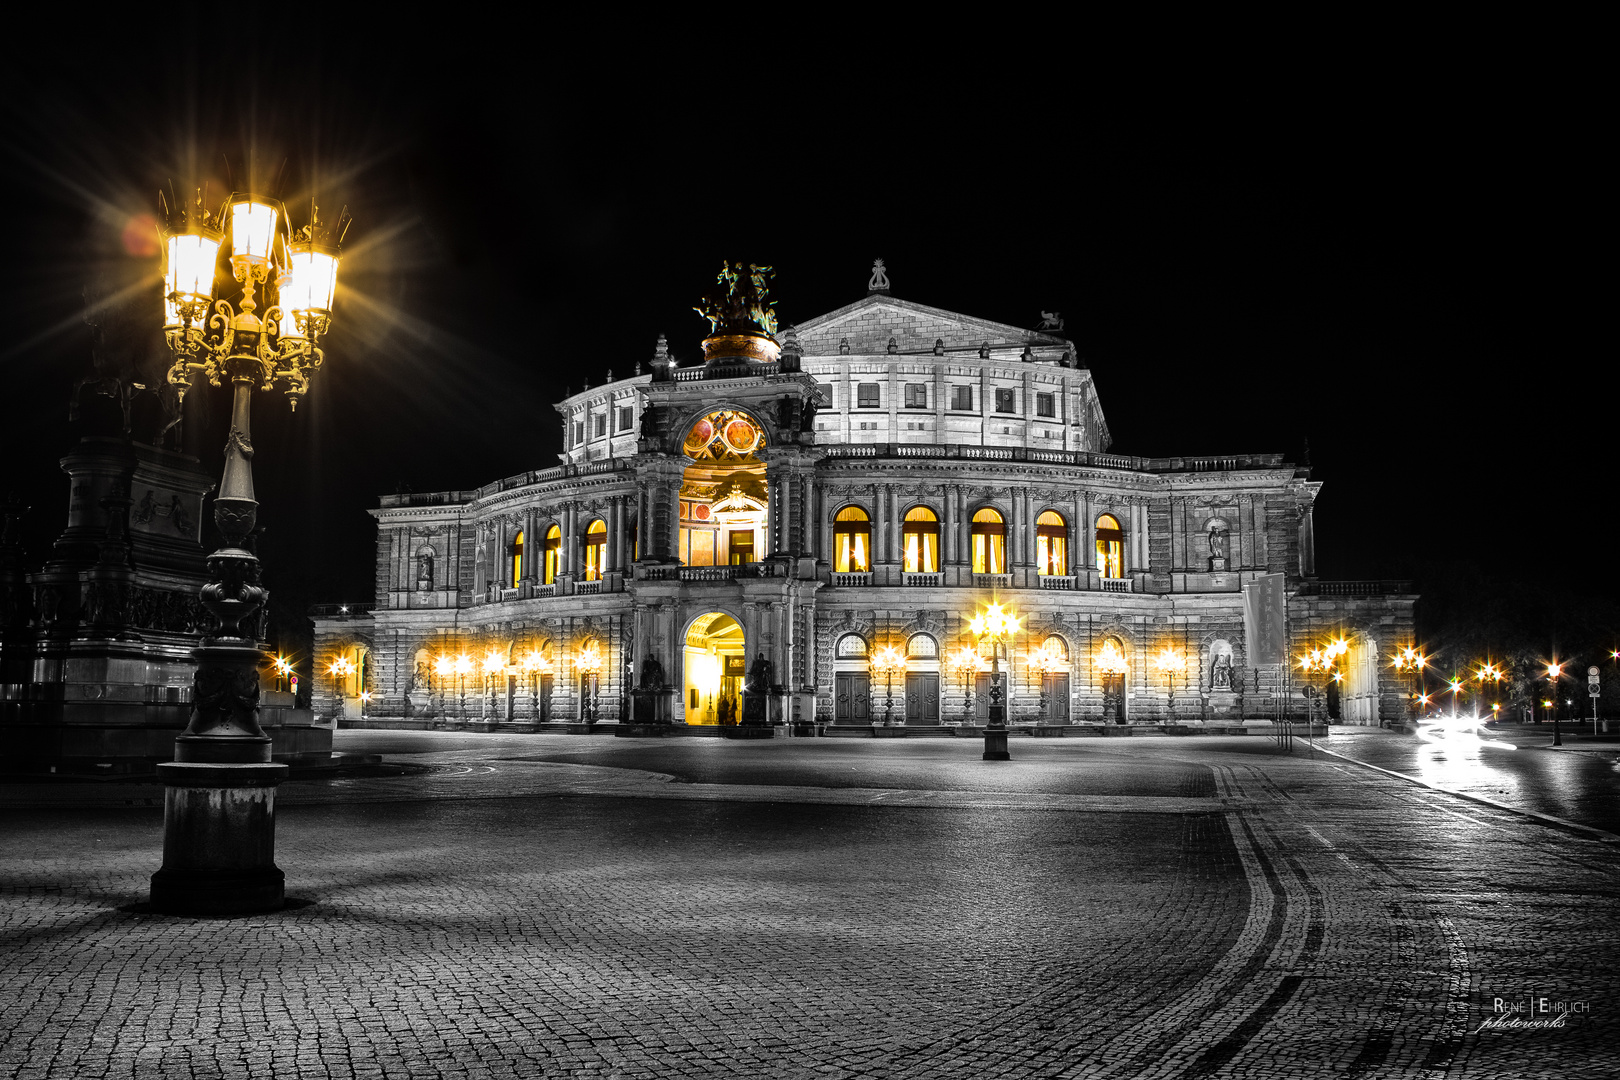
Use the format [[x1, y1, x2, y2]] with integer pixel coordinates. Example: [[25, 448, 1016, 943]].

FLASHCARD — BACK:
[[278, 245, 339, 339], [230, 197, 279, 272], [163, 232, 220, 326]]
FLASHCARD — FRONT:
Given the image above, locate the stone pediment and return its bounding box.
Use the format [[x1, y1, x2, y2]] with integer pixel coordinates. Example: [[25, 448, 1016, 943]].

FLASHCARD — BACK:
[[784, 294, 1067, 358]]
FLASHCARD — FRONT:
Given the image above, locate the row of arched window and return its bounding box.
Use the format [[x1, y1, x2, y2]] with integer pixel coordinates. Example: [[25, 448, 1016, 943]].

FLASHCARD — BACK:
[[507, 522, 612, 586], [832, 508, 1125, 577]]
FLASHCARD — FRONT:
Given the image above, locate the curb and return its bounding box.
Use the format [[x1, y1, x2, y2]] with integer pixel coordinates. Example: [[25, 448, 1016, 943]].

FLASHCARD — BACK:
[[1307, 743, 1620, 844]]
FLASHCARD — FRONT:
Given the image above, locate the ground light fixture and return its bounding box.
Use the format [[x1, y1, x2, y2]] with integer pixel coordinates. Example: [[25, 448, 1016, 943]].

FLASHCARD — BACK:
[[968, 603, 1020, 760], [147, 187, 351, 917]]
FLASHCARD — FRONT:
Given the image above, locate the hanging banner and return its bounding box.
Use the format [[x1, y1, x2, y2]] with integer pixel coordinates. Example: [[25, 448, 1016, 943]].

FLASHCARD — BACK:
[[1243, 573, 1289, 666]]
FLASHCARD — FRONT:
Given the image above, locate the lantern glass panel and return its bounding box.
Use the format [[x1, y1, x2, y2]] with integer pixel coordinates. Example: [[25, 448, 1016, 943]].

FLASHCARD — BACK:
[[230, 199, 279, 263], [164, 233, 219, 310]]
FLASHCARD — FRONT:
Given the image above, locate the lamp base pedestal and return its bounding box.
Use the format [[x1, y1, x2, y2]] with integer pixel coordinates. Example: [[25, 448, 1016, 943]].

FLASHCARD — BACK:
[[983, 705, 1011, 760], [148, 760, 288, 916]]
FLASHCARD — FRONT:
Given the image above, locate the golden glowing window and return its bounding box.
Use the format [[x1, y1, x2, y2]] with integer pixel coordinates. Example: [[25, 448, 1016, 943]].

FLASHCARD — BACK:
[[1035, 511, 1067, 576], [511, 531, 525, 588], [1095, 514, 1123, 579], [584, 519, 607, 581], [834, 506, 871, 573], [543, 525, 562, 585], [902, 507, 940, 573], [971, 508, 1006, 574]]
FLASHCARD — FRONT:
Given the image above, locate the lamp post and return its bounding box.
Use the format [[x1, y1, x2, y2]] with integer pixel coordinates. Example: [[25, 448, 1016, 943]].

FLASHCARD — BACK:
[[481, 649, 505, 722], [271, 655, 292, 694], [577, 641, 603, 723], [1547, 662, 1563, 746], [327, 656, 356, 722], [968, 603, 1020, 760], [521, 648, 546, 722], [1391, 647, 1427, 728], [1297, 637, 1347, 729], [950, 645, 980, 725], [1155, 647, 1185, 723], [454, 654, 472, 720], [148, 188, 349, 916], [433, 654, 454, 718], [1475, 663, 1503, 722], [868, 644, 904, 727], [1095, 639, 1129, 724]]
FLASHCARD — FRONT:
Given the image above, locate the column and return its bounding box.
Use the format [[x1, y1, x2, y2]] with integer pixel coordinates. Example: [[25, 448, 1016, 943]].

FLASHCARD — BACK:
[[609, 496, 623, 573], [944, 486, 958, 565], [473, 522, 486, 594], [800, 472, 815, 558], [1299, 504, 1316, 577], [564, 504, 579, 578], [1073, 489, 1087, 577]]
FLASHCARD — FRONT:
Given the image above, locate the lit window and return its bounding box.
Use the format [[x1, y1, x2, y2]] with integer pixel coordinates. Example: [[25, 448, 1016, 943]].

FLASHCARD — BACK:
[[834, 506, 871, 573], [1095, 514, 1123, 578], [971, 508, 1005, 574], [951, 385, 973, 411], [1036, 392, 1055, 417], [904, 384, 927, 408], [584, 519, 607, 581], [511, 531, 525, 587], [902, 507, 939, 573], [1035, 511, 1067, 576], [857, 383, 880, 408], [994, 388, 1016, 413], [543, 524, 562, 584], [727, 529, 755, 566]]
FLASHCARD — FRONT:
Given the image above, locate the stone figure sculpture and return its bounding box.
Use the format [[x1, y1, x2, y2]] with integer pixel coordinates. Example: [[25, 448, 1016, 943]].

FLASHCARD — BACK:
[[640, 654, 665, 689], [694, 261, 778, 336], [1209, 525, 1228, 560]]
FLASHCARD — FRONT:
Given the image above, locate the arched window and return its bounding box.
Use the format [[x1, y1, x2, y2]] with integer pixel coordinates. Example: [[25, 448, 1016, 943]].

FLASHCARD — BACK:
[[971, 508, 1006, 574], [836, 633, 868, 658], [543, 524, 562, 585], [1040, 635, 1069, 664], [907, 633, 938, 658], [1095, 514, 1123, 579], [511, 531, 525, 587], [834, 506, 871, 573], [902, 507, 940, 573], [1035, 511, 1067, 576], [584, 520, 607, 581]]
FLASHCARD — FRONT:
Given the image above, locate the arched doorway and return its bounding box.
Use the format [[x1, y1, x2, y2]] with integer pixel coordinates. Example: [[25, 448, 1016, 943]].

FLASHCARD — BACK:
[[683, 612, 745, 725], [680, 410, 767, 567]]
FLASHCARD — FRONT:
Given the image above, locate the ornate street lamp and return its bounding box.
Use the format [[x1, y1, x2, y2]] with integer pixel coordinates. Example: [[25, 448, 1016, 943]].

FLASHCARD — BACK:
[[271, 655, 293, 693], [327, 656, 356, 719], [1391, 647, 1427, 727], [968, 603, 1021, 760], [481, 649, 505, 721], [1546, 662, 1564, 747], [521, 647, 547, 721], [433, 654, 455, 717], [577, 641, 603, 723], [1155, 646, 1185, 722], [1298, 637, 1347, 728], [869, 644, 905, 727], [1095, 640, 1130, 725], [454, 654, 473, 720], [949, 645, 981, 725], [148, 187, 350, 916]]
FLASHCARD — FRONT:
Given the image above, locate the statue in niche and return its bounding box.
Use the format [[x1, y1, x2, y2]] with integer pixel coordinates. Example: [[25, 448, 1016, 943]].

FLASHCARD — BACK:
[[1207, 521, 1230, 570], [639, 654, 666, 689], [409, 661, 428, 692], [1212, 654, 1233, 690]]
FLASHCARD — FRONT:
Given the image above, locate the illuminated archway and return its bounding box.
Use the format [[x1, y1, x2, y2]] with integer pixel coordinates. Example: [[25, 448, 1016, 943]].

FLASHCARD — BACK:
[[682, 611, 746, 724]]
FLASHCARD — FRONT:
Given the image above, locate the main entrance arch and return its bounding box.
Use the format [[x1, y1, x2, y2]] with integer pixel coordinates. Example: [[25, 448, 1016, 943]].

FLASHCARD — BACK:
[[682, 612, 745, 725]]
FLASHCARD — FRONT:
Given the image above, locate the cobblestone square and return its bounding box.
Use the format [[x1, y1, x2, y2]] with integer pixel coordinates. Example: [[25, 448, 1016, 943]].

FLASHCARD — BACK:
[[3, 733, 1617, 1078]]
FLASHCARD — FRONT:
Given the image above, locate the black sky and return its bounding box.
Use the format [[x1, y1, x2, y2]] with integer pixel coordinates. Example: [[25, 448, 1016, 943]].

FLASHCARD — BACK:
[[1, 41, 1608, 646]]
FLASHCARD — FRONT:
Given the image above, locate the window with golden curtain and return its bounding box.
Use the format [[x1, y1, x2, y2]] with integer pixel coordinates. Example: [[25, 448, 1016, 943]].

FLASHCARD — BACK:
[[1095, 514, 1124, 578], [971, 508, 1006, 574], [511, 531, 525, 588], [543, 524, 562, 585], [1035, 511, 1067, 576], [833, 506, 871, 573], [902, 507, 940, 573], [584, 519, 608, 581]]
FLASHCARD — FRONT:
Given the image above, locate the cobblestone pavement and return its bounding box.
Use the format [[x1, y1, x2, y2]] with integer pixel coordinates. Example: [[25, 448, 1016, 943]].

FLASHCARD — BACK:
[[3, 735, 1618, 1078]]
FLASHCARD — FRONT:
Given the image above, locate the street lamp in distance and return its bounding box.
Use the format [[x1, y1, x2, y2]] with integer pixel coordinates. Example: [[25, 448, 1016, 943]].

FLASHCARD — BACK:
[[968, 603, 1020, 761], [1546, 662, 1564, 747]]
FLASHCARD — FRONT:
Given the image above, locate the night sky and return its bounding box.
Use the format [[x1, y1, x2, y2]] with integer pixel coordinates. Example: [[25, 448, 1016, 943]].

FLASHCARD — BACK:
[[2, 44, 1608, 656]]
